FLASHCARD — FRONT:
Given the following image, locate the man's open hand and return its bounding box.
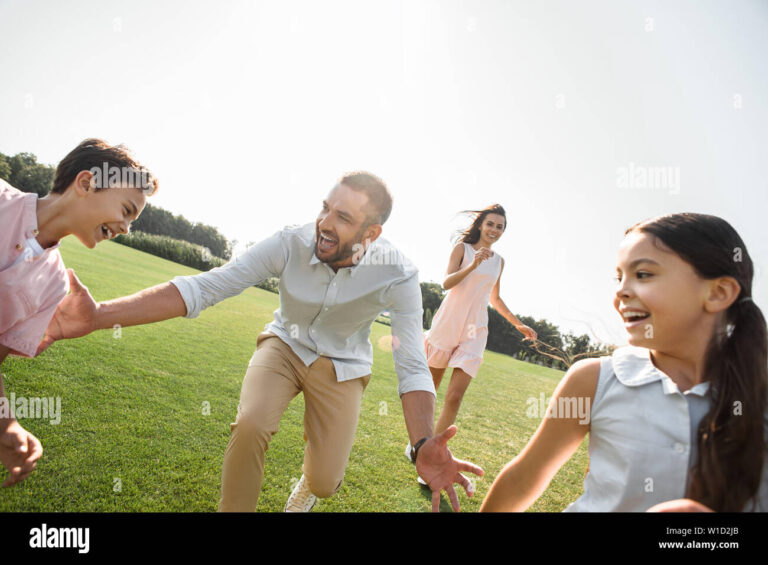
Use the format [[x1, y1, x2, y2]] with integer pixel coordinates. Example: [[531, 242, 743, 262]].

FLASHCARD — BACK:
[[415, 425, 484, 512], [36, 269, 98, 355]]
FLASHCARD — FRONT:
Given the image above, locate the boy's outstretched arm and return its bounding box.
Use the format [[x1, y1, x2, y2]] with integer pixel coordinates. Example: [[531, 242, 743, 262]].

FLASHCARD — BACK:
[[0, 345, 44, 487], [480, 358, 600, 512], [37, 269, 187, 354]]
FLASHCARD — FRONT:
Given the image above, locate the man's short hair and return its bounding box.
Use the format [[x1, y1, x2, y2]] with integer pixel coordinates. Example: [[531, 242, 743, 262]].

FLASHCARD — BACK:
[[338, 171, 392, 226], [51, 138, 158, 195]]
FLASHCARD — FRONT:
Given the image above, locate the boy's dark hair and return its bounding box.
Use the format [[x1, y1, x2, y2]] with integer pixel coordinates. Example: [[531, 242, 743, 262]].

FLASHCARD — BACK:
[[51, 138, 158, 195]]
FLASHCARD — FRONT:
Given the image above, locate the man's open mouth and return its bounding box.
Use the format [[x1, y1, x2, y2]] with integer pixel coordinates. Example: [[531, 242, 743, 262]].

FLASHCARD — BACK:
[[318, 232, 337, 252]]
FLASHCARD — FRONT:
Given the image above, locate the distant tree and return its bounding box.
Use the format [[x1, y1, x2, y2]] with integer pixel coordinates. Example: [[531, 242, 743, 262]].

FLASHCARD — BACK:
[[419, 282, 445, 329], [563, 332, 591, 358], [0, 153, 11, 181], [527, 330, 612, 369], [1, 151, 55, 196], [131, 203, 232, 260]]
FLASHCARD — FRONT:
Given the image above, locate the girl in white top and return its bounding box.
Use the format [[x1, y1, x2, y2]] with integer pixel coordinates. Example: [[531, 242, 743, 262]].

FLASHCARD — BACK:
[[481, 212, 768, 512]]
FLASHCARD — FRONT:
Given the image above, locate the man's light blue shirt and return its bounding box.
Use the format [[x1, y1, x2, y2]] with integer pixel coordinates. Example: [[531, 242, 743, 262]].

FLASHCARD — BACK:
[[170, 223, 435, 397]]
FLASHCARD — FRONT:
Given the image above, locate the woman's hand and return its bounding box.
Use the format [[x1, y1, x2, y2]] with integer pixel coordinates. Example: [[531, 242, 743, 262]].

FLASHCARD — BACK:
[[516, 324, 537, 342], [471, 247, 493, 269]]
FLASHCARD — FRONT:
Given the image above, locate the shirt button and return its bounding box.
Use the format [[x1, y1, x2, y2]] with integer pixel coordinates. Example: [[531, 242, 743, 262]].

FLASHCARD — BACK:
[[673, 443, 686, 454], [16, 243, 23, 251], [324, 307, 328, 311], [332, 282, 337, 287], [33, 229, 39, 235]]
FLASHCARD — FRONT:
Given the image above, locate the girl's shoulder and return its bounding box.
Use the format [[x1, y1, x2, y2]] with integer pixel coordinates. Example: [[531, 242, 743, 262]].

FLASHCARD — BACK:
[[450, 241, 470, 259], [555, 357, 602, 406]]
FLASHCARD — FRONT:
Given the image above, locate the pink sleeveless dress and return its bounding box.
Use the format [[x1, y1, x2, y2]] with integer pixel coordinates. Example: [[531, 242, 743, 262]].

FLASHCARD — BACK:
[[424, 242, 502, 378]]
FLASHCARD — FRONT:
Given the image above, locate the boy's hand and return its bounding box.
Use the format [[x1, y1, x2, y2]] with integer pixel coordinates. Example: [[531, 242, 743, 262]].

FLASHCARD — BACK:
[[0, 419, 43, 487], [37, 269, 98, 355]]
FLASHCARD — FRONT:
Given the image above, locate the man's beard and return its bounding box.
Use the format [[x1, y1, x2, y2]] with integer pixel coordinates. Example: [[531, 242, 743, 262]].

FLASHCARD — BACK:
[[315, 226, 366, 266]]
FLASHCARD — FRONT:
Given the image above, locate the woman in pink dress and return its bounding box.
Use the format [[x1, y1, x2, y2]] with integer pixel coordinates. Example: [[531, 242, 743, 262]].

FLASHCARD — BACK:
[[407, 204, 536, 471]]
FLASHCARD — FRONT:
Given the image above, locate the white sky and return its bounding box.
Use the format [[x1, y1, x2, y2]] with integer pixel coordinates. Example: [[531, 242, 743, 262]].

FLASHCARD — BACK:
[[1, 0, 766, 346]]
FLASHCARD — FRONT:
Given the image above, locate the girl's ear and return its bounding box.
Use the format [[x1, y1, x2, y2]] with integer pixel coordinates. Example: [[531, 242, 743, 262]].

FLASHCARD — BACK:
[[72, 170, 95, 197], [703, 276, 741, 313]]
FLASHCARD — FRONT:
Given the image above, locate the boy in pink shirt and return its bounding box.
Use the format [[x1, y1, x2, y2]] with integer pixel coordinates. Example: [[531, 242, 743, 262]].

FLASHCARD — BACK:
[[0, 138, 157, 487]]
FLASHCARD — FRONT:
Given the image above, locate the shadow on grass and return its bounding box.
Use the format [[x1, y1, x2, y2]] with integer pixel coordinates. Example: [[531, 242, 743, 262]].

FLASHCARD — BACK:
[[417, 482, 456, 513]]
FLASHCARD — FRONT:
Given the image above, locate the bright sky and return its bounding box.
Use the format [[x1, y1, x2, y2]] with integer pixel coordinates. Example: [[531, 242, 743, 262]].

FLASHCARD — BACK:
[[1, 0, 766, 346]]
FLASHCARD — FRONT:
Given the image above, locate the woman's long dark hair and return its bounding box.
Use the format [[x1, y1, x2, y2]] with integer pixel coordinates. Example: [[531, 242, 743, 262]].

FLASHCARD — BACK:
[[454, 204, 507, 245], [627, 213, 767, 511]]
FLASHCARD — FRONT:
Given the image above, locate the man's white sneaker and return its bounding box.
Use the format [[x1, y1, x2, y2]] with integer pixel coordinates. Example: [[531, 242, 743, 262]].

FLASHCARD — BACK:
[[284, 475, 317, 512]]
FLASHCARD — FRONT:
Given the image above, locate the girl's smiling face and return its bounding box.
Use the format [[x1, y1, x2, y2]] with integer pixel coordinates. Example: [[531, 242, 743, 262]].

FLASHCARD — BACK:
[[614, 231, 713, 348]]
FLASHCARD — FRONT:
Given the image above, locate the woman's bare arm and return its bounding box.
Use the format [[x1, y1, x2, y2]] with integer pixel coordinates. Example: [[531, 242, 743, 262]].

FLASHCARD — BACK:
[[489, 259, 537, 340], [443, 244, 491, 290]]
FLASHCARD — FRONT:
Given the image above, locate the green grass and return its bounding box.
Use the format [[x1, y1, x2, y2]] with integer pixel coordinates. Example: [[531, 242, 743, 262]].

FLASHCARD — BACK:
[[0, 237, 588, 512]]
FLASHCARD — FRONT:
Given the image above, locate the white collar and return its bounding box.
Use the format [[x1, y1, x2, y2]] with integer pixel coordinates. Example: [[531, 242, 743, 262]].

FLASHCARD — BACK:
[[612, 346, 710, 397]]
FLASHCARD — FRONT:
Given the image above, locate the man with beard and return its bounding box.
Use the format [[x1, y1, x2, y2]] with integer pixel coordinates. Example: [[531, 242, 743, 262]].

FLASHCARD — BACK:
[[38, 172, 483, 512]]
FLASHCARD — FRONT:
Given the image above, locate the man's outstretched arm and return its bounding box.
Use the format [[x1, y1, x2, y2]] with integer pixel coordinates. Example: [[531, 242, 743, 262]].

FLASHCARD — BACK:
[[39, 229, 289, 354], [38, 269, 187, 353]]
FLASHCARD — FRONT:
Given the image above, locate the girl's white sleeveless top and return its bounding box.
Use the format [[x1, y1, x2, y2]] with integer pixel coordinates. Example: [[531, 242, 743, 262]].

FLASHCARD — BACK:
[[563, 345, 768, 512]]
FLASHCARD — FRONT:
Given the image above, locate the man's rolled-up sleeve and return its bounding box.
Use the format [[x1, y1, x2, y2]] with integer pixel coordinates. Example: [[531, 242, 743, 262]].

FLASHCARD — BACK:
[[171, 229, 287, 319], [387, 274, 436, 397]]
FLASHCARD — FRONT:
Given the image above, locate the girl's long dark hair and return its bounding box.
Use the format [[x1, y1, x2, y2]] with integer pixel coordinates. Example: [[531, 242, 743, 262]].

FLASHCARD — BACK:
[[627, 213, 767, 511], [454, 204, 506, 245]]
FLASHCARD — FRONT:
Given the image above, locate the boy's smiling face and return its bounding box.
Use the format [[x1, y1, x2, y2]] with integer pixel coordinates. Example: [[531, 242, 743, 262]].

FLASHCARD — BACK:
[[70, 172, 147, 248]]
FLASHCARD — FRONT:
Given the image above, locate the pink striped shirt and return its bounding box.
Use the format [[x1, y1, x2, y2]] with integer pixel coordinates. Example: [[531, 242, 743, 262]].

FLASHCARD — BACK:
[[0, 179, 69, 357]]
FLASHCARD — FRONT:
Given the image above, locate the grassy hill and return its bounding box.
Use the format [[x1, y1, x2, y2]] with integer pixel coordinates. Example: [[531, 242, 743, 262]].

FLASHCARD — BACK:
[[0, 237, 588, 512]]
